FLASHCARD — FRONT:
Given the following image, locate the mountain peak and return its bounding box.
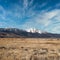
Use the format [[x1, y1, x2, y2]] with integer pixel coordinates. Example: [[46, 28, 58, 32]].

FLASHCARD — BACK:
[[26, 28, 47, 34]]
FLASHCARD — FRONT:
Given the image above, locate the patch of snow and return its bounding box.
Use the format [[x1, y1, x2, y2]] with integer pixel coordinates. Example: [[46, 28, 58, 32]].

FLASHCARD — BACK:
[[26, 28, 43, 34]]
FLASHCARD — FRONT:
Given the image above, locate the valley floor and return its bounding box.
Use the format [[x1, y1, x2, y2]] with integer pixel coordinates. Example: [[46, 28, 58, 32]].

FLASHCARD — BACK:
[[0, 38, 60, 60]]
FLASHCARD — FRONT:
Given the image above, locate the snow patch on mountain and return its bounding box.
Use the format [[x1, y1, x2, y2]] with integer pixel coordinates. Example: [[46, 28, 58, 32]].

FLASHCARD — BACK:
[[26, 28, 47, 34]]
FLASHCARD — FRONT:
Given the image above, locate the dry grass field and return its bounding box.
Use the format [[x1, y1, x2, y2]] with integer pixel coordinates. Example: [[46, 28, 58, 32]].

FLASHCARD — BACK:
[[0, 38, 60, 60]]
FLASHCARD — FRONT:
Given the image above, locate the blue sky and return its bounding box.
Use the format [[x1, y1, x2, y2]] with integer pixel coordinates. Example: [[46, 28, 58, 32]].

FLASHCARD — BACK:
[[0, 0, 60, 33]]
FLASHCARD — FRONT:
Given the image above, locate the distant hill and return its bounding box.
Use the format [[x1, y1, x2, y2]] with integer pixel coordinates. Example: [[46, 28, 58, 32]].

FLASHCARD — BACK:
[[0, 28, 60, 38]]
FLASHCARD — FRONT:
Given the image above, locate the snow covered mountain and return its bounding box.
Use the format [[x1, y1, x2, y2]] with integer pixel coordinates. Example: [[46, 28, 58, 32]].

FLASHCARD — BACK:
[[0, 28, 60, 38]]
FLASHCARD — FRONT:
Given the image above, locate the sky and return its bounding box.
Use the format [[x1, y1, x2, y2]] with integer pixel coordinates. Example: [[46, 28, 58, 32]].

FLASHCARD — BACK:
[[0, 0, 60, 33]]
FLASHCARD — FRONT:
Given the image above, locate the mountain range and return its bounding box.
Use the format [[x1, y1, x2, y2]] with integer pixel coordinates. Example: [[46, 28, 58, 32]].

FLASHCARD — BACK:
[[0, 28, 60, 38]]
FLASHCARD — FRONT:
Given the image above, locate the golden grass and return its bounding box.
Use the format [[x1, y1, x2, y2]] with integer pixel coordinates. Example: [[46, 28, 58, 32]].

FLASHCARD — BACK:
[[0, 38, 60, 60]]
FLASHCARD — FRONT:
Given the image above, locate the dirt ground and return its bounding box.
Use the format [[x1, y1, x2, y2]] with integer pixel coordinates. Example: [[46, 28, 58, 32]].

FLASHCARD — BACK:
[[0, 38, 60, 60]]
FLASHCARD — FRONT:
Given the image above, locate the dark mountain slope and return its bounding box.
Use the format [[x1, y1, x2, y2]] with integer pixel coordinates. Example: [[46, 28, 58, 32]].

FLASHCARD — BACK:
[[0, 28, 60, 38]]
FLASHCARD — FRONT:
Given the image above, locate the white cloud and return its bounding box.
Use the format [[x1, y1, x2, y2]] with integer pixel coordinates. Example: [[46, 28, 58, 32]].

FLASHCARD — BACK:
[[0, 0, 60, 33], [0, 5, 6, 20], [34, 9, 60, 27], [51, 25, 60, 33], [23, 0, 28, 9], [22, 9, 60, 33]]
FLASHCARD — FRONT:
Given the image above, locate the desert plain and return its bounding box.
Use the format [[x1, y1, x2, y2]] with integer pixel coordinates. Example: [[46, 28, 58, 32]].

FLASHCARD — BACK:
[[0, 38, 60, 60]]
